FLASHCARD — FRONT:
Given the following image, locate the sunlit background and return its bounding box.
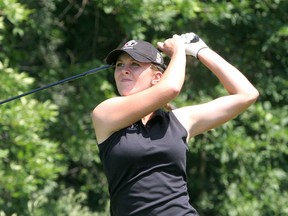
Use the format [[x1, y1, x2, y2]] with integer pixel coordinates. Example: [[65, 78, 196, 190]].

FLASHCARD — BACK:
[[0, 0, 287, 215]]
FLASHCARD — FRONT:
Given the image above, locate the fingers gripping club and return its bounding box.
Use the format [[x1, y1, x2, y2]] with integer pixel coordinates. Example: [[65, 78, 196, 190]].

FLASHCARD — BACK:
[[180, 32, 208, 58]]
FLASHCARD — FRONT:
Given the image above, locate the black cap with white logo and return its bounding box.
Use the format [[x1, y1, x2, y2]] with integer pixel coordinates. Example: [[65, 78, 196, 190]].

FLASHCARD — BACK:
[[105, 40, 166, 70]]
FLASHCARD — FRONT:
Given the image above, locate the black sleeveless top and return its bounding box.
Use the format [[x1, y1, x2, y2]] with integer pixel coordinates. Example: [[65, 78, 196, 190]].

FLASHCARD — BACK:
[[98, 110, 199, 216]]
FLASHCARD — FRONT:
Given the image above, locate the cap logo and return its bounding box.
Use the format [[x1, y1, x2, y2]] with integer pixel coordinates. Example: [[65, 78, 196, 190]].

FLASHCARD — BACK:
[[156, 52, 162, 64], [123, 40, 138, 50]]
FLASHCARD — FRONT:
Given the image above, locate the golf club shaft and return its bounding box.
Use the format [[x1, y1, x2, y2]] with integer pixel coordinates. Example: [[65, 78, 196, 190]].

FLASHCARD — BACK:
[[0, 65, 112, 105]]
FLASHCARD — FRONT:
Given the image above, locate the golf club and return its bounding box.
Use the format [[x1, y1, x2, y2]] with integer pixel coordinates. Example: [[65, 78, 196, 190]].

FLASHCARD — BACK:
[[0, 64, 112, 105]]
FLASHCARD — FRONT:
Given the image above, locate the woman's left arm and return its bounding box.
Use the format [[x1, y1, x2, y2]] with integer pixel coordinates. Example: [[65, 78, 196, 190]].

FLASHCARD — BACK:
[[173, 47, 259, 140]]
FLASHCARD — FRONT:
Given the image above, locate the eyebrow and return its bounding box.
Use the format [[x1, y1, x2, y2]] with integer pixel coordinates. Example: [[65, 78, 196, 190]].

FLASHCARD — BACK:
[[116, 54, 133, 62], [116, 58, 142, 65]]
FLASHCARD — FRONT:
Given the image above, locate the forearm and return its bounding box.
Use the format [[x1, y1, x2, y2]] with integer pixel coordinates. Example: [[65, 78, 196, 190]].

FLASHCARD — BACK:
[[160, 49, 186, 92], [157, 35, 186, 94], [198, 48, 259, 99]]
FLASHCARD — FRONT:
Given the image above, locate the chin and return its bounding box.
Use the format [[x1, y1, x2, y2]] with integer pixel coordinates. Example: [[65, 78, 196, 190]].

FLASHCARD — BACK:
[[119, 90, 137, 96], [118, 90, 130, 96], [118, 86, 146, 96]]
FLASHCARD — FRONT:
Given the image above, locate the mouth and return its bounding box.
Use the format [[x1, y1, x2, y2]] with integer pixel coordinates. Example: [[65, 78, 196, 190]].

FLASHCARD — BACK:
[[120, 78, 132, 82]]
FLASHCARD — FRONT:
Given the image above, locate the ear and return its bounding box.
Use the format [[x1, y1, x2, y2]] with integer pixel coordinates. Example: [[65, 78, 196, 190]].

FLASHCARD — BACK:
[[151, 71, 163, 85]]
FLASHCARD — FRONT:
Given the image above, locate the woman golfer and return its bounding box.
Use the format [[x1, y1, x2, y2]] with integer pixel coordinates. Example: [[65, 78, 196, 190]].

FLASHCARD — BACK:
[[92, 33, 259, 215]]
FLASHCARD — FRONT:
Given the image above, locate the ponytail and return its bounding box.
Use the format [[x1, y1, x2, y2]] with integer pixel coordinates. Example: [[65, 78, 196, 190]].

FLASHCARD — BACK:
[[163, 103, 176, 111]]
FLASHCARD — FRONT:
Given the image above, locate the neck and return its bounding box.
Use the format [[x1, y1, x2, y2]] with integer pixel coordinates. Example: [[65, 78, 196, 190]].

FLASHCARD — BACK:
[[141, 112, 155, 125]]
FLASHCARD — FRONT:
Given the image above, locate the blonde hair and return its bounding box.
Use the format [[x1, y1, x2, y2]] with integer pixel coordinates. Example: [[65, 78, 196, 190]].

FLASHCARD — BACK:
[[150, 64, 165, 73], [163, 103, 176, 111]]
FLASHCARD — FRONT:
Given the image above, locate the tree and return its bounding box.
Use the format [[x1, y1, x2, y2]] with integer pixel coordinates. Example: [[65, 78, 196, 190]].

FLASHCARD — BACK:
[[0, 1, 65, 215], [0, 0, 287, 215]]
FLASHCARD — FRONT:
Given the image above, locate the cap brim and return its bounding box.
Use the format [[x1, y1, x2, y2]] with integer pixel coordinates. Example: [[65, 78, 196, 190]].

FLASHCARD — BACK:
[[105, 49, 152, 65], [105, 49, 123, 65], [106, 49, 166, 71]]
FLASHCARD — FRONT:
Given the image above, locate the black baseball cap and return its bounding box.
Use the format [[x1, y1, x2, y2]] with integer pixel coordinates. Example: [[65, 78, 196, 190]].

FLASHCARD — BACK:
[[105, 40, 167, 70]]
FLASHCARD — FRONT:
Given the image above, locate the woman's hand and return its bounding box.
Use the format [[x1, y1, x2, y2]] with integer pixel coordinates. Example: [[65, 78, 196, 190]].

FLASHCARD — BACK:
[[157, 34, 185, 58], [180, 32, 208, 58]]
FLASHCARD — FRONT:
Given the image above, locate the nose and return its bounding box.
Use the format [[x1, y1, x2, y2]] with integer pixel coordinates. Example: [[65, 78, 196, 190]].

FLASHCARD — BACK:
[[116, 65, 130, 75], [122, 69, 130, 75]]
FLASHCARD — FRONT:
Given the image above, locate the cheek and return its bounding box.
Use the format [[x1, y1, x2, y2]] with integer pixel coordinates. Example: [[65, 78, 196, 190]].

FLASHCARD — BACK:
[[114, 71, 122, 86], [137, 73, 153, 86], [138, 68, 154, 80], [114, 70, 118, 79], [114, 72, 122, 92]]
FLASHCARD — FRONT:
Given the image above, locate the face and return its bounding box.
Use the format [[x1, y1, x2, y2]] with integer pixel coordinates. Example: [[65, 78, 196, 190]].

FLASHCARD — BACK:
[[114, 53, 162, 96]]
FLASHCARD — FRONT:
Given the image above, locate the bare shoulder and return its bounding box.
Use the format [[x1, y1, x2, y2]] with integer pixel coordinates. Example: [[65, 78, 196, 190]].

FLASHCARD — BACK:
[[172, 93, 258, 140], [91, 97, 124, 144], [172, 100, 230, 140], [91, 93, 162, 144], [172, 106, 199, 140]]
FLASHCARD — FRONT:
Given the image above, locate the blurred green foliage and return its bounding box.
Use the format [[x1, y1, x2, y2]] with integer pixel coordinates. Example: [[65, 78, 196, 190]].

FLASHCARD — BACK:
[[0, 0, 287, 215]]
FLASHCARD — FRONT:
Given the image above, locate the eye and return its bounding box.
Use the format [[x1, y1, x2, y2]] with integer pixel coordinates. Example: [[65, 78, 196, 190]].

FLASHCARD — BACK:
[[115, 62, 124, 68], [130, 62, 141, 68]]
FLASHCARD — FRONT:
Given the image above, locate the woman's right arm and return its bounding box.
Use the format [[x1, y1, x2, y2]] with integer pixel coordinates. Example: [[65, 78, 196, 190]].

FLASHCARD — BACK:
[[92, 35, 186, 143]]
